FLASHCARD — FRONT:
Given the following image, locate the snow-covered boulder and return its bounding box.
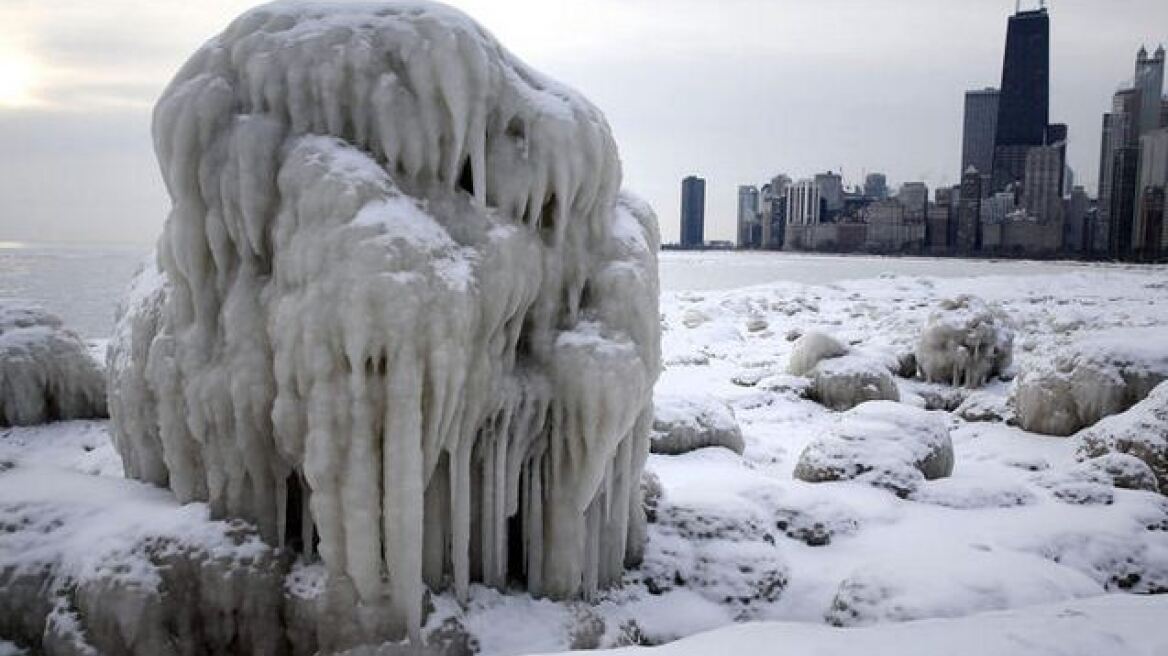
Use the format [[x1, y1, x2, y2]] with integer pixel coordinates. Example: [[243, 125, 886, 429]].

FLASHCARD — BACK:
[[0, 305, 106, 426], [793, 401, 954, 496], [786, 332, 899, 411], [651, 392, 744, 456], [808, 354, 900, 411], [1075, 381, 1168, 493], [954, 391, 1010, 423], [1014, 328, 1168, 436], [108, 0, 660, 642], [787, 331, 848, 376], [915, 295, 1012, 388]]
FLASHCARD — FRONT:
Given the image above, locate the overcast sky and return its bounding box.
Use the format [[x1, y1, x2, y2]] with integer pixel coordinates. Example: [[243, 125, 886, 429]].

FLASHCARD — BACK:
[[0, 0, 1166, 245]]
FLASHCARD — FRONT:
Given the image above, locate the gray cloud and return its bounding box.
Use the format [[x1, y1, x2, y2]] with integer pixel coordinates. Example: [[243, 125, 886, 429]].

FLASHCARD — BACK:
[[0, 0, 1165, 245]]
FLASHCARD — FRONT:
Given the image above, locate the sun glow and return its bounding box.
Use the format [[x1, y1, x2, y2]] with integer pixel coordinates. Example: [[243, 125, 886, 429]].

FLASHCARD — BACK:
[[0, 51, 38, 107]]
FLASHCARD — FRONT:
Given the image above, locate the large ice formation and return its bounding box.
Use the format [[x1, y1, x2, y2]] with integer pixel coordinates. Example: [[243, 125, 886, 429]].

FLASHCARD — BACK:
[[1075, 381, 1168, 493], [793, 401, 954, 497], [915, 296, 1013, 388], [108, 0, 660, 640], [1014, 328, 1168, 436], [0, 305, 106, 426]]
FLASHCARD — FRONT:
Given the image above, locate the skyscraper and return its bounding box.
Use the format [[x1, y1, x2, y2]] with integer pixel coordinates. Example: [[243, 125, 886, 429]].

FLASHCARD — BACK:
[[991, 7, 1050, 192], [962, 88, 999, 189], [737, 185, 760, 248], [680, 176, 706, 249], [864, 173, 888, 199], [956, 167, 983, 254], [1135, 46, 1166, 137]]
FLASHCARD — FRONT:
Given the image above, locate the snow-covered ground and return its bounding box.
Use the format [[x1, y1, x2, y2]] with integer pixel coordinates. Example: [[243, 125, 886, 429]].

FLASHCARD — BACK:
[[3, 261, 1168, 654]]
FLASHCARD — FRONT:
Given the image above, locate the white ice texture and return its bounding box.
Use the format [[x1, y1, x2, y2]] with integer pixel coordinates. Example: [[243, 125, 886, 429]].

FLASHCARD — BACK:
[[915, 295, 1013, 388], [1014, 327, 1168, 436], [0, 305, 106, 426], [107, 0, 660, 639]]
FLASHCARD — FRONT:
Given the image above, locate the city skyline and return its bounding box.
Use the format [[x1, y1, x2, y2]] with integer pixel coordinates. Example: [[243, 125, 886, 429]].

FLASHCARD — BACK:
[[0, 0, 1166, 245]]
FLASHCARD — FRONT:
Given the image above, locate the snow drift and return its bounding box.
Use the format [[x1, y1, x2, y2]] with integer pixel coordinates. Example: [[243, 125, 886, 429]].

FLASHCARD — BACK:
[[1014, 327, 1168, 436], [108, 0, 660, 642], [0, 305, 106, 427], [915, 295, 1012, 388]]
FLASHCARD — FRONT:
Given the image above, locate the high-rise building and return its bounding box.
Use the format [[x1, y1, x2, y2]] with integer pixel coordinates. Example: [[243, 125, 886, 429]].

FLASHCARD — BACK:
[[1097, 47, 1167, 259], [1135, 46, 1166, 136], [962, 88, 999, 189], [761, 175, 791, 249], [1063, 186, 1090, 255], [1023, 145, 1064, 232], [956, 167, 983, 254], [786, 179, 821, 226], [1134, 128, 1168, 260], [897, 182, 929, 220], [815, 172, 844, 215], [737, 185, 760, 248], [864, 173, 888, 199], [992, 7, 1050, 192], [680, 176, 706, 249]]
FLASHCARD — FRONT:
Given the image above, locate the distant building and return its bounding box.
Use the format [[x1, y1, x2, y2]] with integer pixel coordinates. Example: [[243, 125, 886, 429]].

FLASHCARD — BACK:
[[680, 176, 706, 249], [815, 171, 844, 215], [737, 185, 760, 248], [897, 182, 929, 220], [1023, 145, 1064, 227], [962, 88, 999, 190], [1134, 127, 1168, 260], [1063, 186, 1090, 256], [956, 167, 983, 254], [864, 173, 889, 199], [1135, 46, 1166, 136], [761, 175, 791, 249], [926, 202, 952, 254], [992, 7, 1050, 193], [787, 179, 821, 227]]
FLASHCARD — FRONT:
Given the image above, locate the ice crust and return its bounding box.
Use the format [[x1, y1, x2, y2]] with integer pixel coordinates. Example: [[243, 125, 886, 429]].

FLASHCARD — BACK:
[[915, 295, 1012, 388], [108, 0, 660, 639], [1015, 327, 1168, 436], [0, 305, 107, 427]]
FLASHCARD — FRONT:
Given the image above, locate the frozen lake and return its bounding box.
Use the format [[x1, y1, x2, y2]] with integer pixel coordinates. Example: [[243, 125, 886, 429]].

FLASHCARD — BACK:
[[0, 241, 1154, 338]]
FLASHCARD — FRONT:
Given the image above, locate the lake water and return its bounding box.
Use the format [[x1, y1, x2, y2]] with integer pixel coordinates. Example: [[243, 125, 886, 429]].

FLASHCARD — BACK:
[[0, 241, 1148, 338]]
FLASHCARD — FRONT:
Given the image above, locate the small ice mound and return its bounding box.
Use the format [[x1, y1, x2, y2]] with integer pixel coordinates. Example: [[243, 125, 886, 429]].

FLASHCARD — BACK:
[[954, 391, 1011, 423], [1074, 454, 1159, 494], [793, 401, 954, 497], [0, 305, 106, 427], [809, 354, 900, 411], [787, 330, 848, 377], [651, 392, 744, 455], [1014, 328, 1168, 436], [825, 549, 1101, 627], [915, 295, 1013, 388], [1075, 381, 1168, 493]]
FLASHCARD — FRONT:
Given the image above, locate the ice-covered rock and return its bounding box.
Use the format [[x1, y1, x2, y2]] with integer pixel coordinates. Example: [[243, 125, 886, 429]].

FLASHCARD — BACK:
[[1075, 381, 1168, 493], [108, 0, 660, 641], [651, 392, 744, 456], [787, 331, 848, 377], [1015, 328, 1168, 436], [915, 295, 1012, 388], [0, 305, 106, 427], [808, 354, 900, 411], [825, 549, 1101, 627], [954, 391, 1010, 423], [793, 401, 954, 496]]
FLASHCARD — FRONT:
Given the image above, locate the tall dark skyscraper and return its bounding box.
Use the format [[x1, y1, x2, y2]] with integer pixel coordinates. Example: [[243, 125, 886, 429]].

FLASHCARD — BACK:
[[991, 6, 1050, 192], [680, 176, 706, 248], [961, 88, 999, 189]]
